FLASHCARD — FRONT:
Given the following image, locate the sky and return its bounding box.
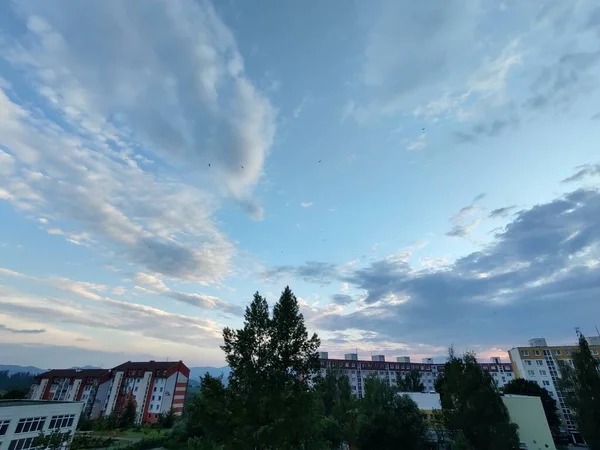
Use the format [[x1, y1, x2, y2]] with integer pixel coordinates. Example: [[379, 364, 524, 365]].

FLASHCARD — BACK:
[[1, 0, 600, 369]]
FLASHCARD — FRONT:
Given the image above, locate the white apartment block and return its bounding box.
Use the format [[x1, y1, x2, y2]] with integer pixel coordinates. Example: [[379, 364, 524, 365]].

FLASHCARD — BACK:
[[317, 352, 514, 398], [509, 336, 600, 444], [0, 400, 83, 450]]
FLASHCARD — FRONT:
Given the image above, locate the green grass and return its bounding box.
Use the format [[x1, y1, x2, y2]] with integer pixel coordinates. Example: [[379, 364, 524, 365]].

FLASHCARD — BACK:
[[91, 429, 168, 439]]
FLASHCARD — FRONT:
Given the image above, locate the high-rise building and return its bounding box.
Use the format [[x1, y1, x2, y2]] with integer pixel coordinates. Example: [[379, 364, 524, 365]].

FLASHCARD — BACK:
[[318, 353, 514, 398], [29, 360, 190, 425], [508, 336, 600, 443]]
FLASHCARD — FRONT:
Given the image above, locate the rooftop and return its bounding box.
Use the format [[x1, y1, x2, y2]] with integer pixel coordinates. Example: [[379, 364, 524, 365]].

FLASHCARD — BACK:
[[37, 368, 110, 379], [112, 360, 186, 371], [0, 400, 77, 408]]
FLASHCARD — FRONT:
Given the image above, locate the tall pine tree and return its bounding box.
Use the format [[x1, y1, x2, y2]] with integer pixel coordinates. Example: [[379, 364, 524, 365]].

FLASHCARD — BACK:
[[557, 333, 600, 449], [220, 287, 322, 449]]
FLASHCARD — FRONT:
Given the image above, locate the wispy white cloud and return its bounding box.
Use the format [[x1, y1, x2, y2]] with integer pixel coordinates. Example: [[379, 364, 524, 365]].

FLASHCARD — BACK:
[[300, 201, 313, 208]]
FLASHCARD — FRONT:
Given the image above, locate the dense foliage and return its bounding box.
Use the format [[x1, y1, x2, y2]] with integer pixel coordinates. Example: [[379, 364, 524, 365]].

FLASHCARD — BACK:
[[503, 378, 561, 435], [397, 369, 425, 392], [0, 371, 35, 394], [557, 333, 600, 450], [435, 349, 520, 450]]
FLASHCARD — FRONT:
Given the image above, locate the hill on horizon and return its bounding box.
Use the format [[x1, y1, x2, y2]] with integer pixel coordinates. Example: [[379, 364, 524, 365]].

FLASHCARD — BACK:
[[1, 364, 231, 383]]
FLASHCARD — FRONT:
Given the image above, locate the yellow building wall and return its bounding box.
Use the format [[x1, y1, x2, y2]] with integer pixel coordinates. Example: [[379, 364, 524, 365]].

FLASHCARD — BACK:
[[503, 395, 556, 450]]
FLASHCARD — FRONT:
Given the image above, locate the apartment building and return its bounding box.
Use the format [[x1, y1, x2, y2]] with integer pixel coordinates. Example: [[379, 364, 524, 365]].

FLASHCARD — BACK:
[[29, 360, 189, 425], [104, 361, 189, 424], [0, 400, 83, 450], [28, 369, 111, 419], [508, 336, 600, 443], [317, 352, 514, 398]]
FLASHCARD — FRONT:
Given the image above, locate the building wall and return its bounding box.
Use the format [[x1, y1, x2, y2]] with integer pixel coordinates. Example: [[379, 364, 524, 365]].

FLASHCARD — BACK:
[[503, 395, 556, 450], [0, 401, 83, 450], [319, 357, 514, 398]]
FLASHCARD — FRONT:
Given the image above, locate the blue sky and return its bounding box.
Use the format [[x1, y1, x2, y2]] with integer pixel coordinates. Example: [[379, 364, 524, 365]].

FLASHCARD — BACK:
[[1, 0, 600, 369]]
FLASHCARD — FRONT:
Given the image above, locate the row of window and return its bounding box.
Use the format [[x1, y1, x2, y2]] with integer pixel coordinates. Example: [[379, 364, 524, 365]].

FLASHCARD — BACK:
[[49, 415, 75, 430], [519, 348, 595, 357], [7, 437, 35, 450], [526, 369, 548, 376], [15, 418, 45, 434]]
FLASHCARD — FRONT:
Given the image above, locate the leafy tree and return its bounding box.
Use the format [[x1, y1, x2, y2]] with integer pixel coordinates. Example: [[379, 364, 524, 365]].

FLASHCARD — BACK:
[[435, 349, 520, 450], [33, 430, 72, 450], [119, 398, 137, 429], [185, 374, 233, 443], [157, 408, 176, 429], [557, 333, 600, 450], [1, 386, 29, 399], [357, 376, 429, 450], [315, 370, 358, 448], [397, 369, 425, 393], [503, 378, 561, 435], [217, 287, 322, 449], [0, 371, 35, 391]]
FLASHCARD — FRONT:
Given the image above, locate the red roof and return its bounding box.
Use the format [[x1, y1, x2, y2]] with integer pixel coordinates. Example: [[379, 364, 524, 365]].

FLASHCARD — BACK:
[[37, 368, 109, 379]]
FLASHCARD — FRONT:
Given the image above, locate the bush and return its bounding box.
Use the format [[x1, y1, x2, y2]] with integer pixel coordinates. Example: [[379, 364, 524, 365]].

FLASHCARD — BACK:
[[122, 436, 167, 450]]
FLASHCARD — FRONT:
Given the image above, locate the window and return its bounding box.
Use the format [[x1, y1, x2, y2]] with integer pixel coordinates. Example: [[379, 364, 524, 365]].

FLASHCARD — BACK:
[[1, 420, 10, 436], [526, 360, 532, 366], [521, 350, 529, 356], [554, 350, 561, 355], [158, 396, 161, 401], [152, 395, 155, 401], [160, 387, 163, 392], [535, 360, 543, 366], [539, 370, 547, 376], [135, 386, 138, 392], [15, 417, 45, 434], [592, 349, 598, 355], [153, 387, 157, 392], [527, 370, 535, 376], [543, 380, 551, 386], [49, 414, 75, 430], [534, 350, 541, 356], [8, 437, 35, 450]]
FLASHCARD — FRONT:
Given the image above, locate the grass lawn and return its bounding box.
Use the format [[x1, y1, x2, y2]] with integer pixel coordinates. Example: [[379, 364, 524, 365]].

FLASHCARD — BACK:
[[91, 429, 168, 439]]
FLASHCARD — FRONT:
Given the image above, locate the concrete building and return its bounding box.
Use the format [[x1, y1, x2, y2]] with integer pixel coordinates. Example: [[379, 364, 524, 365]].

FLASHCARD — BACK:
[[0, 400, 83, 450], [503, 395, 556, 450], [318, 353, 514, 398], [508, 336, 600, 443], [404, 393, 556, 450], [28, 369, 111, 419], [29, 360, 189, 425], [105, 361, 189, 424]]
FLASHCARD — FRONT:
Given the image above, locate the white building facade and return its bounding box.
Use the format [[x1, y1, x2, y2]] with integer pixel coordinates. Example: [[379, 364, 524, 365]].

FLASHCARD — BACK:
[[0, 400, 83, 450], [318, 352, 514, 398], [508, 336, 600, 444]]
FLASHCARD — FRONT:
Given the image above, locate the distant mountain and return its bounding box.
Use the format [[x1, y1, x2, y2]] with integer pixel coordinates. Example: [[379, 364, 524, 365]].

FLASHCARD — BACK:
[[1, 364, 230, 384], [189, 366, 230, 383], [0, 365, 46, 375]]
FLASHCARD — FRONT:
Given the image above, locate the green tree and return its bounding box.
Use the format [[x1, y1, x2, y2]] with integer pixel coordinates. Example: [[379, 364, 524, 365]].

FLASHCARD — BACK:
[[357, 376, 429, 450], [503, 378, 561, 435], [119, 398, 137, 429], [185, 374, 233, 444], [1, 386, 29, 399], [557, 333, 600, 450], [435, 349, 520, 450], [315, 370, 358, 449], [397, 369, 425, 393], [33, 430, 72, 450], [219, 287, 323, 449], [157, 408, 176, 429]]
